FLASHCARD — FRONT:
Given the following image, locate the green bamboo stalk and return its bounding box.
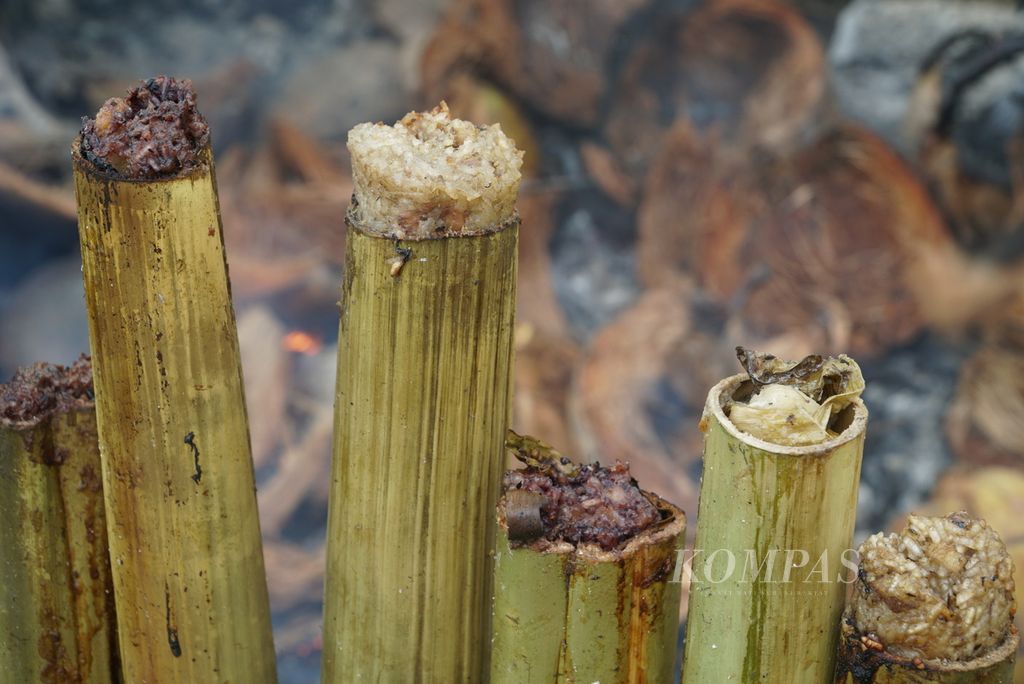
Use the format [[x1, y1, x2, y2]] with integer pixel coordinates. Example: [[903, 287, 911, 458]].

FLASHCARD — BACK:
[[490, 488, 685, 683], [73, 141, 276, 683], [681, 372, 868, 683], [321, 219, 519, 681], [835, 613, 1018, 683], [0, 359, 118, 683]]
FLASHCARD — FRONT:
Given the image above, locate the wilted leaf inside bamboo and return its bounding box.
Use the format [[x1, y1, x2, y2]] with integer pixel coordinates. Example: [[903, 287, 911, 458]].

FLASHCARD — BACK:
[[728, 347, 865, 445]]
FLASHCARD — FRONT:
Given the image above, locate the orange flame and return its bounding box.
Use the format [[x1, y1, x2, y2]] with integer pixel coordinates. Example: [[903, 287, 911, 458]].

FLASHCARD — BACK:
[[283, 330, 321, 355]]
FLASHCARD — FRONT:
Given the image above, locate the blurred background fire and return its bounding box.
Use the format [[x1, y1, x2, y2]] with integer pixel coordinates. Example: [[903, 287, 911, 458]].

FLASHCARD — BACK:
[[1, 0, 1023, 680]]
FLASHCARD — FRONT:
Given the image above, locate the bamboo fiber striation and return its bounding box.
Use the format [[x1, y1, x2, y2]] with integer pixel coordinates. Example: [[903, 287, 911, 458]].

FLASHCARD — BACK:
[[0, 398, 118, 684], [321, 217, 519, 681], [490, 492, 685, 683], [73, 143, 276, 683], [682, 373, 868, 684]]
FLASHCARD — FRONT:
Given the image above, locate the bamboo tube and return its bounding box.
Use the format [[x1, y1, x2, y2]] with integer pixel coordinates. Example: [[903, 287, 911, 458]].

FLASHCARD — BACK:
[[835, 511, 1018, 683], [0, 358, 118, 684], [321, 105, 522, 681], [490, 436, 686, 683], [681, 370, 868, 683], [72, 78, 275, 683]]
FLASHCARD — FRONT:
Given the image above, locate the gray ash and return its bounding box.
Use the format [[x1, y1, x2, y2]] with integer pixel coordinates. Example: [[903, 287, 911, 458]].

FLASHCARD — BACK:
[[503, 461, 661, 551], [550, 187, 640, 342], [79, 76, 210, 180], [856, 334, 967, 534], [1, 355, 93, 426]]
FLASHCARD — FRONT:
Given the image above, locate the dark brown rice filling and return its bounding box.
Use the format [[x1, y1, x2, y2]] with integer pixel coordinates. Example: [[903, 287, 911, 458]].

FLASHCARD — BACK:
[[79, 75, 210, 179], [503, 462, 660, 551]]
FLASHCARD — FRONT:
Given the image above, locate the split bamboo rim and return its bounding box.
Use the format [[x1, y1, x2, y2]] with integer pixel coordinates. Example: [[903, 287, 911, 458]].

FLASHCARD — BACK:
[[705, 372, 869, 457], [492, 486, 685, 683], [498, 491, 686, 563], [836, 611, 1020, 682]]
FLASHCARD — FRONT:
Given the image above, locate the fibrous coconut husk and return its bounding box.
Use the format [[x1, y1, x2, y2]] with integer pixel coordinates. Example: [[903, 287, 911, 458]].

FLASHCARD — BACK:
[[517, 189, 572, 338], [604, 0, 826, 175], [0, 160, 75, 220], [422, 0, 649, 129], [635, 122, 754, 297], [258, 407, 334, 537], [947, 324, 1024, 467], [638, 122, 956, 359], [511, 188, 581, 457], [217, 121, 351, 298], [237, 306, 290, 471], [907, 29, 1024, 260], [512, 325, 581, 464], [263, 540, 326, 613], [549, 184, 641, 340], [579, 140, 638, 208], [572, 283, 727, 519], [570, 277, 864, 520]]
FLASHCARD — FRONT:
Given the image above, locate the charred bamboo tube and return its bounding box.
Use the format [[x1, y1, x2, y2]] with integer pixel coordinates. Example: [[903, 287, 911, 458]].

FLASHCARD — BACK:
[[0, 358, 118, 684], [72, 77, 275, 683], [321, 104, 523, 681], [682, 355, 868, 684], [835, 511, 1018, 683], [490, 435, 686, 683], [836, 617, 1018, 683]]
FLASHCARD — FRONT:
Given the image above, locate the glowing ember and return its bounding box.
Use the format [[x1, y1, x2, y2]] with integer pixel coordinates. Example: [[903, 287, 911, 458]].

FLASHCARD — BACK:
[[283, 331, 321, 355]]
